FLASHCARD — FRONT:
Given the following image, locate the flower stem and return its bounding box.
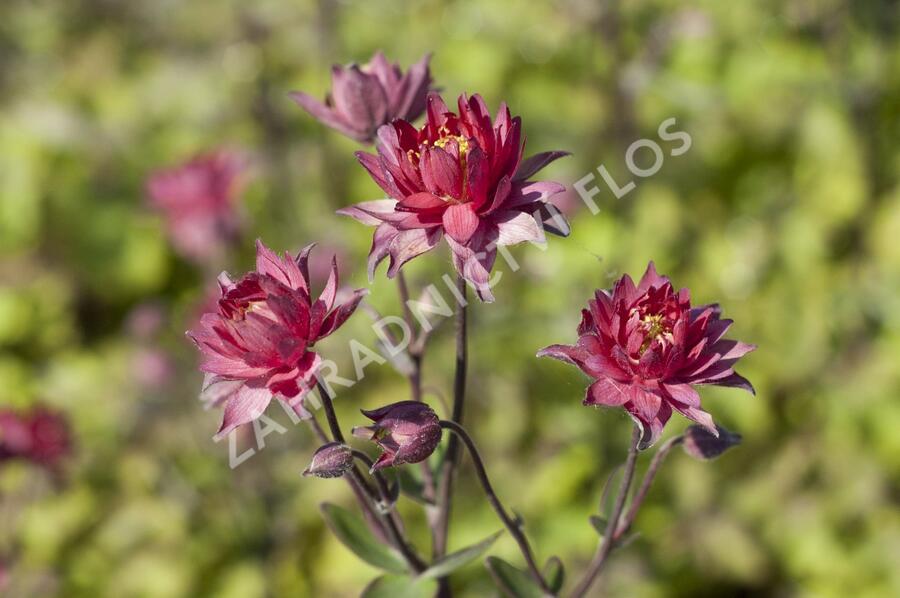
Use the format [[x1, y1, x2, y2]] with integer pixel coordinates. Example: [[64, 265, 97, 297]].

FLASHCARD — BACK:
[[315, 381, 345, 443], [313, 383, 426, 573], [434, 275, 468, 559], [570, 424, 641, 598], [614, 435, 683, 542], [440, 420, 552, 594], [397, 273, 438, 503], [304, 411, 388, 543], [350, 449, 397, 509]]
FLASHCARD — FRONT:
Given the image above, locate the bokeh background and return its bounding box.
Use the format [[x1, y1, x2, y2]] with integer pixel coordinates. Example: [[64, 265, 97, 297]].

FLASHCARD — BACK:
[[1, 0, 899, 596]]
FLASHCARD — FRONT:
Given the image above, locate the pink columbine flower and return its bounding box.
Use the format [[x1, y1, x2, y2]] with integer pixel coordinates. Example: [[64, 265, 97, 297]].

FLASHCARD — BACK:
[[538, 263, 756, 449], [187, 241, 366, 440], [352, 401, 442, 471], [0, 407, 71, 468], [147, 150, 245, 263], [338, 93, 570, 301], [290, 51, 433, 143]]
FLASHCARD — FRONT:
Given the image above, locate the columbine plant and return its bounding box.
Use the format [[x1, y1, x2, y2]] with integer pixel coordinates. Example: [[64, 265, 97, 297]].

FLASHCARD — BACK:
[[183, 50, 756, 597]]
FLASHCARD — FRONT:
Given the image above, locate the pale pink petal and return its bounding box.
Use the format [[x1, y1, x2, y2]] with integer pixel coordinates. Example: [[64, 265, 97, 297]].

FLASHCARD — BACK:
[[493, 210, 545, 246], [214, 384, 273, 440]]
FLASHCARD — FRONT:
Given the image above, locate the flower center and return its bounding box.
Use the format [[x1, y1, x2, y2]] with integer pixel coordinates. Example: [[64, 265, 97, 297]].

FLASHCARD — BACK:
[[433, 132, 469, 156], [641, 313, 667, 339], [634, 312, 673, 354]]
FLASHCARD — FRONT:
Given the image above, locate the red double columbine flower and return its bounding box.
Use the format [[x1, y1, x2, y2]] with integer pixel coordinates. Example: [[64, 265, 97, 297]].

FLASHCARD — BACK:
[[291, 51, 433, 144], [538, 263, 755, 449], [339, 93, 570, 301], [147, 150, 245, 263], [188, 241, 366, 439]]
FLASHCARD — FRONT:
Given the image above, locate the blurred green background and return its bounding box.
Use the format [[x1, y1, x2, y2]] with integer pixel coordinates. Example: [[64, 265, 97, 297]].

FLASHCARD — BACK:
[[1, 0, 899, 596]]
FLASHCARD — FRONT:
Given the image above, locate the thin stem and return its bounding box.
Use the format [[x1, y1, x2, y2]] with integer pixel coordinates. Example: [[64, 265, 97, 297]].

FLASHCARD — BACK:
[[350, 449, 396, 509], [440, 420, 551, 594], [570, 425, 641, 598], [312, 384, 426, 573], [434, 275, 468, 559], [614, 435, 683, 541], [315, 381, 345, 443], [303, 412, 388, 544], [397, 273, 437, 503]]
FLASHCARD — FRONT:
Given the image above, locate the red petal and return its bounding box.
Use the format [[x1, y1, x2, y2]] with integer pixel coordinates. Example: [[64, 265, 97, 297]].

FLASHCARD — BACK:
[[397, 192, 447, 211], [584, 378, 632, 406], [442, 203, 480, 244]]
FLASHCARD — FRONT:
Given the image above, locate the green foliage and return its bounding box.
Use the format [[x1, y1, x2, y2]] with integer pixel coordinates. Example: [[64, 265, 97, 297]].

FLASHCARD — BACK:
[[362, 574, 439, 598], [319, 503, 408, 574], [418, 530, 503, 580], [484, 556, 545, 598]]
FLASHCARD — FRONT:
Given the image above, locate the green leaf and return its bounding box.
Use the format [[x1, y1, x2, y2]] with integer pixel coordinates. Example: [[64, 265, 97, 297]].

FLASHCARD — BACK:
[[319, 503, 408, 574], [362, 574, 438, 598], [418, 530, 503, 580], [543, 556, 565, 593], [589, 515, 609, 537], [485, 556, 545, 598]]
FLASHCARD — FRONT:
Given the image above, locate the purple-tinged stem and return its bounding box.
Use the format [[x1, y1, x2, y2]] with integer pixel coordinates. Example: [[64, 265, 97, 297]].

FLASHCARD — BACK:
[[313, 383, 426, 573], [304, 410, 388, 543], [350, 449, 397, 509], [614, 435, 684, 541], [440, 420, 551, 593], [570, 425, 641, 598], [434, 275, 468, 559], [397, 272, 438, 504]]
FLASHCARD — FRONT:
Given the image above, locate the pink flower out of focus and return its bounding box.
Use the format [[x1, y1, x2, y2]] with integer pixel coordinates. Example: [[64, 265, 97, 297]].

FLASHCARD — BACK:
[[187, 241, 366, 439], [539, 263, 755, 449], [147, 150, 245, 263], [0, 407, 71, 469], [339, 92, 570, 301], [291, 51, 433, 143]]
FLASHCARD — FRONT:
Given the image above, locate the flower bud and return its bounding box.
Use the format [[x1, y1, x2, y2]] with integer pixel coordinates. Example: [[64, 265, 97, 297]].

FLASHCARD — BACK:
[[682, 425, 742, 460], [352, 401, 441, 471], [302, 442, 354, 478]]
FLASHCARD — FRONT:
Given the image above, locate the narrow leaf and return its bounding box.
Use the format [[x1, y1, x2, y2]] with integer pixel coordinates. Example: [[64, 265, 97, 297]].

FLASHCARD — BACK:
[[485, 556, 544, 598], [320, 503, 408, 574], [418, 530, 503, 580], [362, 574, 438, 598], [543, 556, 565, 594]]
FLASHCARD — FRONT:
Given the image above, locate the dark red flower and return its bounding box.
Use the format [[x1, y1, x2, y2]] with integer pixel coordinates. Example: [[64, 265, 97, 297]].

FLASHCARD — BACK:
[[0, 407, 71, 468], [538, 263, 755, 449], [187, 240, 366, 439], [291, 51, 433, 143], [147, 150, 245, 263], [338, 93, 570, 301], [352, 401, 442, 471]]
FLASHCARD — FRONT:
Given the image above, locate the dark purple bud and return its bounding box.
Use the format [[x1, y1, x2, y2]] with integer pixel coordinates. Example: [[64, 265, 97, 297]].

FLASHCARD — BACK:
[[682, 425, 742, 460], [302, 442, 354, 478], [352, 401, 441, 471]]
